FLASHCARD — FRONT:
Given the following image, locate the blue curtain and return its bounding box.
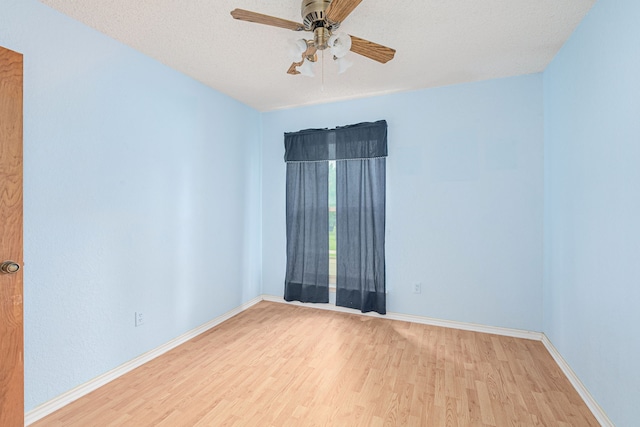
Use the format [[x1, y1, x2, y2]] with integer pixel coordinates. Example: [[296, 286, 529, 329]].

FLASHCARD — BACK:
[[284, 161, 329, 303], [335, 157, 386, 314], [284, 120, 387, 313]]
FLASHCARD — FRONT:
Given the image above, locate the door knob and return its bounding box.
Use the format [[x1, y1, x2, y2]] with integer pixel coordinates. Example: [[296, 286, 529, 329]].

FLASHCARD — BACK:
[[1, 261, 20, 274]]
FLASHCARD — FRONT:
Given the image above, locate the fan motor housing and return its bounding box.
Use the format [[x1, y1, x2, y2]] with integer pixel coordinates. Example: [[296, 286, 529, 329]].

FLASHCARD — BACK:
[[301, 0, 338, 30]]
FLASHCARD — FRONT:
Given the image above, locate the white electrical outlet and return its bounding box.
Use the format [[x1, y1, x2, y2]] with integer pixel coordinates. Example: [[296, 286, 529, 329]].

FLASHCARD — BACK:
[[135, 312, 144, 327], [412, 283, 422, 294]]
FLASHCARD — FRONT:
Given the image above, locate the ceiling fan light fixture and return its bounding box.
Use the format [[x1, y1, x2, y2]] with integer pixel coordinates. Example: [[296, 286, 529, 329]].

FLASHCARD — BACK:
[[314, 27, 331, 50], [287, 38, 309, 61], [298, 58, 315, 77], [335, 56, 353, 74], [328, 32, 352, 58]]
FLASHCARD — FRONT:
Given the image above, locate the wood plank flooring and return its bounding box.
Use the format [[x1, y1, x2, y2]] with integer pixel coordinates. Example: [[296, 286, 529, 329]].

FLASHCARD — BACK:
[[32, 301, 599, 426]]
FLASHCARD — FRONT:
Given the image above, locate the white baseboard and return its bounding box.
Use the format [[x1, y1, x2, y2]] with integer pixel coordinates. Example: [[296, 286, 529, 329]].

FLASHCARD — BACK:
[[262, 294, 542, 341], [24, 296, 263, 426], [541, 334, 613, 427]]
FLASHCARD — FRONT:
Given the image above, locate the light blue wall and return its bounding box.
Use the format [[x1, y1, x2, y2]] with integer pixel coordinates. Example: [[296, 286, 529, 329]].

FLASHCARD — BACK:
[[543, 0, 640, 425], [0, 0, 262, 411], [262, 75, 544, 331]]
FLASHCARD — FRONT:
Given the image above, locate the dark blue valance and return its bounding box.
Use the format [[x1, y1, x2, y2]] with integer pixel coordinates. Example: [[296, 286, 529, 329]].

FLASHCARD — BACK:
[[284, 120, 387, 162]]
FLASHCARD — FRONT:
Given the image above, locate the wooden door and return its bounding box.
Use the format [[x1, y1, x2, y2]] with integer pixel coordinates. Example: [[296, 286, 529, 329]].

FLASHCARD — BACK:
[[0, 45, 24, 427]]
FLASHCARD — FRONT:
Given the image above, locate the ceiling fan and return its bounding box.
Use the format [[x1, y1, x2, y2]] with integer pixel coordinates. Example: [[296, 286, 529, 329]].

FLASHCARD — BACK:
[[231, 0, 396, 76]]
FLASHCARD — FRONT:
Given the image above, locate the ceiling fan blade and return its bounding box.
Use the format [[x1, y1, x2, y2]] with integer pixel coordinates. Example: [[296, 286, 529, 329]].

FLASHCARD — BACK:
[[230, 9, 304, 31], [349, 35, 396, 64], [325, 0, 364, 23]]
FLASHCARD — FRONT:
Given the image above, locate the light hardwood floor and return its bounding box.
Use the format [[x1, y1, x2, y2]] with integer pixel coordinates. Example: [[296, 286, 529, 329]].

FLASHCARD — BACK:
[[32, 301, 599, 426]]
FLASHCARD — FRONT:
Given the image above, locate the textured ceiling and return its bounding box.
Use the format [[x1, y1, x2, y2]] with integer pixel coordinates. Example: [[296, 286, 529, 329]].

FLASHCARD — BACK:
[[38, 0, 596, 112]]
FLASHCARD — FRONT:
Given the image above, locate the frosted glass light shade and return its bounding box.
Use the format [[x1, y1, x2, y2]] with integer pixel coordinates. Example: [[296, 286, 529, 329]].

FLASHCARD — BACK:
[[287, 38, 308, 62], [328, 32, 352, 58], [336, 56, 353, 74], [298, 59, 315, 77]]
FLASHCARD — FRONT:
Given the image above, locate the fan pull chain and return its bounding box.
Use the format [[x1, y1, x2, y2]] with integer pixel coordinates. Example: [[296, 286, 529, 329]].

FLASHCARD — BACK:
[[321, 49, 325, 92]]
